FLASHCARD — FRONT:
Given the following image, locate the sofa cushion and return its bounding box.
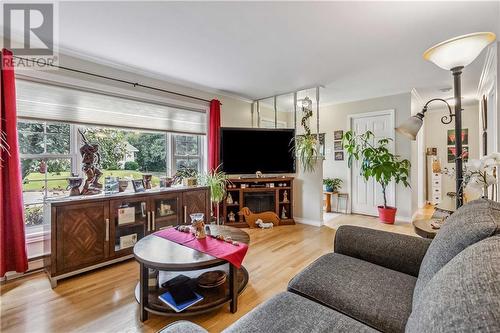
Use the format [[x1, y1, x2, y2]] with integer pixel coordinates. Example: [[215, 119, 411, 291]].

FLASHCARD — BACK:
[[413, 199, 500, 306], [159, 320, 208, 333], [406, 236, 500, 333], [222, 292, 377, 333], [288, 253, 416, 333]]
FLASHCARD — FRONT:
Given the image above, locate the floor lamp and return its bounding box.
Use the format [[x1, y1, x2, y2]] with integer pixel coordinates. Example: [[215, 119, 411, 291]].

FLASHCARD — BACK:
[[396, 32, 496, 209]]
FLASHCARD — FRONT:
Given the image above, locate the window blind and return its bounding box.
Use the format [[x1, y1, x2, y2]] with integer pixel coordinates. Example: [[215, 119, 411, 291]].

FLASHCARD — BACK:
[[16, 79, 207, 135]]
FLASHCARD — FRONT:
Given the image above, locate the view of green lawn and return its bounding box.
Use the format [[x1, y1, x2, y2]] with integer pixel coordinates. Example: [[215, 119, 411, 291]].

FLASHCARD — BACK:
[[23, 170, 163, 191]]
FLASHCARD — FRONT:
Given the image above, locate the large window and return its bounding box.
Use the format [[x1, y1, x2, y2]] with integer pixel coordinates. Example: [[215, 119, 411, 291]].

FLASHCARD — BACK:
[[18, 119, 205, 241]]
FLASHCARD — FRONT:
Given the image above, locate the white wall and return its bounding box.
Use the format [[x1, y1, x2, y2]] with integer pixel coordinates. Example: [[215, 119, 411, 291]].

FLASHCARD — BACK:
[[320, 93, 413, 220], [424, 103, 480, 208]]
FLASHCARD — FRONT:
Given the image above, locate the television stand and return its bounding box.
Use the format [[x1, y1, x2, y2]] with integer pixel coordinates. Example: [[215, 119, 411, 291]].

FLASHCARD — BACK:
[[222, 177, 294, 227]]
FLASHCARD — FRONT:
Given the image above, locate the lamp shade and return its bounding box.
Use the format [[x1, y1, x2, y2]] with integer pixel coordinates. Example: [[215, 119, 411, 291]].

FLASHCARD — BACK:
[[423, 32, 496, 70], [396, 115, 423, 140]]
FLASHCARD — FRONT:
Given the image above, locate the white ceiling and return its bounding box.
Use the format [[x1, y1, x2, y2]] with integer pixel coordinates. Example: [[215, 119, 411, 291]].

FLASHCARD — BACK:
[[14, 1, 500, 104]]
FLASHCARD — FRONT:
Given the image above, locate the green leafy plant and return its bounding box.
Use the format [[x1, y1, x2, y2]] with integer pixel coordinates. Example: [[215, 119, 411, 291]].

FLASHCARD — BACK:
[[323, 178, 343, 193], [294, 99, 320, 172], [124, 161, 140, 171], [342, 130, 410, 208], [172, 167, 198, 185], [198, 166, 230, 224]]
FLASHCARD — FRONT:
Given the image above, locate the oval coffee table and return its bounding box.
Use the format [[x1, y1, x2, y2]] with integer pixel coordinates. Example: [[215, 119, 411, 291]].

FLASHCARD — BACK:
[[133, 225, 250, 321]]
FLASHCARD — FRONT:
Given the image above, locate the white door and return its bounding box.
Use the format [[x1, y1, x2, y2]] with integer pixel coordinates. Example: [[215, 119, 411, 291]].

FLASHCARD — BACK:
[[350, 112, 395, 216]]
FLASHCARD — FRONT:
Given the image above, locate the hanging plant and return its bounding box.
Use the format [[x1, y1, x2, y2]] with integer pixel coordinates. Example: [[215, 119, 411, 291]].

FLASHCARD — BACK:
[[294, 97, 319, 172]]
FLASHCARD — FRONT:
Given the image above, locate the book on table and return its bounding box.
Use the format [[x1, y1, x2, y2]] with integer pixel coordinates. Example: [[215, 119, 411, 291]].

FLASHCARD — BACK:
[[158, 290, 204, 312]]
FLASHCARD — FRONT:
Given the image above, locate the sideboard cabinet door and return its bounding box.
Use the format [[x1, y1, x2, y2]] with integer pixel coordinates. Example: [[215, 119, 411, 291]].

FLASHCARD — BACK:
[[55, 201, 110, 273], [181, 189, 210, 224]]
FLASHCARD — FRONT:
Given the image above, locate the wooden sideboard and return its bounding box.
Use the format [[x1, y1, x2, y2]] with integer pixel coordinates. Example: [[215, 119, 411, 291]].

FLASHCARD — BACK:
[[222, 177, 294, 227], [44, 186, 210, 287]]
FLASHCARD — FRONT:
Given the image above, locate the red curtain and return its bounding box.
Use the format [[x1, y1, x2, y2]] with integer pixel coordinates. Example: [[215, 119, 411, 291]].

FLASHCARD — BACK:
[[208, 99, 221, 172], [1, 49, 28, 277]]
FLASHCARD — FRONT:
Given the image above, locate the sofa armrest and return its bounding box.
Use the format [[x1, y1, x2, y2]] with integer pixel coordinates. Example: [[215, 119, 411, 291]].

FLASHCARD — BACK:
[[334, 225, 432, 277], [158, 320, 208, 333]]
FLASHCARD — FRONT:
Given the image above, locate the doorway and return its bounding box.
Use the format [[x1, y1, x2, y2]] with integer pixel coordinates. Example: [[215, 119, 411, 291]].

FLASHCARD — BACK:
[[348, 110, 395, 216]]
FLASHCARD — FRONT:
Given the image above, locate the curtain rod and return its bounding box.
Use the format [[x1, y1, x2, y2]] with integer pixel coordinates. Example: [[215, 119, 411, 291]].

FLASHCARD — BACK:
[[12, 55, 218, 105]]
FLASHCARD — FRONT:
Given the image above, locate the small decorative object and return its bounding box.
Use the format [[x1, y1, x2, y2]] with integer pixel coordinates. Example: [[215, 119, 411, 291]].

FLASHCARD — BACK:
[[431, 157, 442, 173], [205, 225, 211, 235], [142, 174, 152, 189], [119, 233, 138, 249], [269, 183, 274, 188], [183, 177, 197, 187], [197, 270, 227, 289], [79, 129, 103, 195], [104, 176, 119, 194], [238, 207, 280, 228], [234, 201, 238, 205], [265, 183, 270, 188], [67, 176, 83, 196], [334, 140, 343, 151], [255, 171, 263, 178], [282, 190, 289, 203], [334, 151, 344, 161], [160, 177, 174, 188], [228, 211, 236, 222], [118, 179, 129, 192], [159, 203, 174, 216], [281, 206, 288, 219], [132, 179, 145, 192], [226, 192, 234, 204], [241, 184, 247, 189], [334, 130, 344, 140], [255, 219, 274, 229], [190, 213, 206, 239]]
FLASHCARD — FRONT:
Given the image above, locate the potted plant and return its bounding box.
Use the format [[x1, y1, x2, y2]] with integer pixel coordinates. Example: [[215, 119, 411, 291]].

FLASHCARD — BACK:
[[294, 97, 321, 172], [173, 167, 198, 186], [342, 130, 410, 224], [323, 178, 343, 193], [199, 166, 230, 225], [463, 152, 500, 200]]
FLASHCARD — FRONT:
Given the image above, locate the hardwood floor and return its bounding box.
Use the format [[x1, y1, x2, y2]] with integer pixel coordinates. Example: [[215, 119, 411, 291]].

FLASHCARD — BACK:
[[1, 217, 419, 333]]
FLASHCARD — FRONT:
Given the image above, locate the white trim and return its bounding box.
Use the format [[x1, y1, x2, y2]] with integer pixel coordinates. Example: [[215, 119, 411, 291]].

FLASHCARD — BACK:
[[346, 109, 396, 216], [294, 217, 322, 227], [396, 215, 412, 223]]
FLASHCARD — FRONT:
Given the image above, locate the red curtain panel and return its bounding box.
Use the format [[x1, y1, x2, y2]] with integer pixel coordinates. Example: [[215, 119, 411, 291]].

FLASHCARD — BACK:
[[208, 99, 221, 172], [0, 49, 28, 277]]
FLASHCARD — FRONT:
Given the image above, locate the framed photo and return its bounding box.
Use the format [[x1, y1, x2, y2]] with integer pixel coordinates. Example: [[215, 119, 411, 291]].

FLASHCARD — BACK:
[[334, 130, 344, 140], [132, 179, 145, 192], [334, 151, 344, 161], [447, 146, 469, 163], [334, 140, 343, 151], [119, 233, 138, 249], [447, 129, 468, 146]]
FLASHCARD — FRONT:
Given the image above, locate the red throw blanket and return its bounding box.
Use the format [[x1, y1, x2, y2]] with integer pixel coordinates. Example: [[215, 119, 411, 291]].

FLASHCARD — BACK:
[[154, 228, 248, 268]]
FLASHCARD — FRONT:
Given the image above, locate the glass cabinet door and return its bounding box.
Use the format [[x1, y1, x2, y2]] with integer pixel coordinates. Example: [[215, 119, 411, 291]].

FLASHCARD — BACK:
[[110, 198, 148, 255], [151, 193, 180, 231]]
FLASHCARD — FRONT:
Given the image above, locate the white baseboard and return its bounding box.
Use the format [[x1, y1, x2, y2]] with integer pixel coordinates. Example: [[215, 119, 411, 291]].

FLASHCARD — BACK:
[[295, 217, 322, 227], [396, 215, 412, 223], [1, 258, 45, 282]]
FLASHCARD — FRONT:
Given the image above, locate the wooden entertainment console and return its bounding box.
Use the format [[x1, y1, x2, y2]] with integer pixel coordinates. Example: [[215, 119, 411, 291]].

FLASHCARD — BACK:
[[44, 186, 210, 287], [222, 177, 294, 227]]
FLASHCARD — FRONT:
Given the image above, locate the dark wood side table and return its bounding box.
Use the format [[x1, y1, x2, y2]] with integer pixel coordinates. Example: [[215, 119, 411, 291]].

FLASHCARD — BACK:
[[412, 218, 438, 239], [133, 225, 250, 321]]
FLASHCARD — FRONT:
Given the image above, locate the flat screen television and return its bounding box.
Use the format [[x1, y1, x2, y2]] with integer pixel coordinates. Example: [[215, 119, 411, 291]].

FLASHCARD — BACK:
[[220, 127, 296, 174]]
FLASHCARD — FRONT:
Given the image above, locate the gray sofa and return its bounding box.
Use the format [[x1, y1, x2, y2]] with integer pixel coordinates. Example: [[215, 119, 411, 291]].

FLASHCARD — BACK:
[[161, 199, 500, 333]]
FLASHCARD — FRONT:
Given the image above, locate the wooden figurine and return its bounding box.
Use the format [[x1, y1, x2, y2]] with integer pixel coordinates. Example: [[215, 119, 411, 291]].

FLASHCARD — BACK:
[[283, 190, 289, 203], [78, 130, 103, 195]]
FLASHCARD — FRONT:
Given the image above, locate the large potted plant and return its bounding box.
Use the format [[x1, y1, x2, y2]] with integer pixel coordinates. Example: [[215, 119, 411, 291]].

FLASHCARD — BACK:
[[294, 97, 321, 172], [342, 130, 410, 224], [199, 166, 230, 225], [323, 178, 343, 193]]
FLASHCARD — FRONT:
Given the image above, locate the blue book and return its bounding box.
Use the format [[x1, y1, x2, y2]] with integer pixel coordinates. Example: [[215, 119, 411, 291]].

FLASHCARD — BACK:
[[158, 291, 204, 312]]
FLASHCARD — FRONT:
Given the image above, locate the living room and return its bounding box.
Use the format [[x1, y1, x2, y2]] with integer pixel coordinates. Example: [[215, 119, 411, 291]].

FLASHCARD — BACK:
[[1, 2, 499, 333]]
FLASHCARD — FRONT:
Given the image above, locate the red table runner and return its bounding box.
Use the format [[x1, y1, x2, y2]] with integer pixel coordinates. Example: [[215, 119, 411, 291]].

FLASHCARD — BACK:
[[154, 228, 248, 268]]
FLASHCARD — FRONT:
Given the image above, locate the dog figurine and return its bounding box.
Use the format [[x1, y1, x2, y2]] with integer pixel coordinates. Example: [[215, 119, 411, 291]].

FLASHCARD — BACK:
[[255, 219, 274, 229], [238, 207, 280, 228]]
